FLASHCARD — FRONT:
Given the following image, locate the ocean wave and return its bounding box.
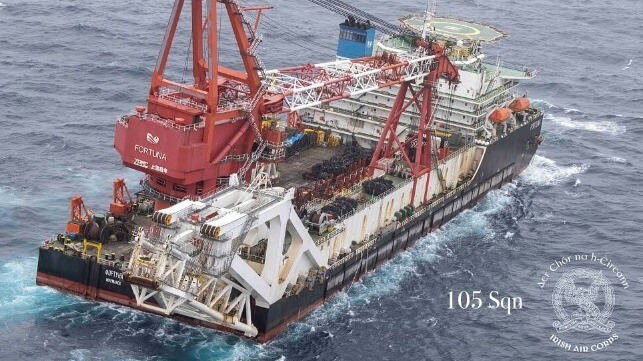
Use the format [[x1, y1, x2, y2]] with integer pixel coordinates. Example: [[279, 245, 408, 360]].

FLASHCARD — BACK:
[[72, 23, 118, 38], [544, 114, 626, 135], [0, 259, 74, 321], [564, 190, 586, 198], [563, 107, 582, 114], [62, 4, 96, 16], [520, 155, 589, 186], [0, 185, 23, 206], [622, 58, 633, 71], [532, 99, 558, 110], [88, 63, 151, 78], [608, 156, 628, 164]]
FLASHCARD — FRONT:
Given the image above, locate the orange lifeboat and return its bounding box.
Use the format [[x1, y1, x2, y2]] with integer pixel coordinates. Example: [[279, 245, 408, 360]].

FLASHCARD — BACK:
[[509, 97, 531, 112], [490, 108, 512, 123]]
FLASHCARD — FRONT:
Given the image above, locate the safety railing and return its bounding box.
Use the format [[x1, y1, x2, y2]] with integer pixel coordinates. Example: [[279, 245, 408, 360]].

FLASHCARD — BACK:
[[117, 113, 205, 132], [221, 153, 249, 163], [140, 178, 186, 204], [438, 141, 476, 164], [158, 92, 209, 112]]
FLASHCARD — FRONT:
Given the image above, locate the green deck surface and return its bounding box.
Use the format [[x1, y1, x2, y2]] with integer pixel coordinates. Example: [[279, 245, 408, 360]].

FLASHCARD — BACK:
[[401, 16, 506, 43]]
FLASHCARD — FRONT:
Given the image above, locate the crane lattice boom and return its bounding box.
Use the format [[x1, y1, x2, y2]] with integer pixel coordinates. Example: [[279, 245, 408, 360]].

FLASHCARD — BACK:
[[264, 54, 436, 112]]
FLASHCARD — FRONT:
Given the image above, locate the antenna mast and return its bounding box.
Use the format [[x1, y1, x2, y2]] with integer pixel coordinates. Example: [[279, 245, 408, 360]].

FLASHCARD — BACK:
[[421, 0, 437, 39]]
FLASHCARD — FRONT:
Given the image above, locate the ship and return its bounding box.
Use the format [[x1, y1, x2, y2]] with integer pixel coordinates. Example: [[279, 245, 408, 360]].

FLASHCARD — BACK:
[[36, 0, 543, 342]]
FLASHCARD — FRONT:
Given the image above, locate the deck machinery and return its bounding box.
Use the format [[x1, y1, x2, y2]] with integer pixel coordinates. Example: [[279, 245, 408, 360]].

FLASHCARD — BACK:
[[36, 0, 543, 341]]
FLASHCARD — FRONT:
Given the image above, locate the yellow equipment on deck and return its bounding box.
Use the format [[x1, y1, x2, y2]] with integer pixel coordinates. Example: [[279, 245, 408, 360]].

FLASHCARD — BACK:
[[83, 239, 103, 260]]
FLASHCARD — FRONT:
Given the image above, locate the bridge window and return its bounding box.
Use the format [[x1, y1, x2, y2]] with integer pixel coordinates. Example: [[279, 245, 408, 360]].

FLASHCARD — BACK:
[[173, 183, 187, 193], [349, 119, 365, 128], [340, 29, 366, 43]]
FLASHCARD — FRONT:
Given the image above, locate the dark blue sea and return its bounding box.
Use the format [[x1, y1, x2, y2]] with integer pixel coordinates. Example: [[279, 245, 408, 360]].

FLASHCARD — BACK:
[[1, 0, 642, 360]]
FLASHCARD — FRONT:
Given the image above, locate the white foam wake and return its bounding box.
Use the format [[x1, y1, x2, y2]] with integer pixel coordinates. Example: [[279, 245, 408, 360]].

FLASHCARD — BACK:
[[532, 99, 558, 110], [0, 185, 24, 207], [609, 156, 628, 164], [545, 114, 626, 136], [563, 108, 581, 114], [520, 155, 589, 186], [0, 259, 70, 320]]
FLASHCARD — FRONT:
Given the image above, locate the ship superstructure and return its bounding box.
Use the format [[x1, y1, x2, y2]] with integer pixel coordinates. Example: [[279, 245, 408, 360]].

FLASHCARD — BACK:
[[36, 0, 543, 341], [304, 16, 534, 146]]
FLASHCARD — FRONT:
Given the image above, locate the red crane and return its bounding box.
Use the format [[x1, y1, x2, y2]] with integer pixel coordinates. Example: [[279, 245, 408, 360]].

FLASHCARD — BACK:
[[307, 0, 460, 203], [115, 0, 269, 207], [66, 195, 92, 234], [369, 42, 459, 203], [110, 178, 134, 216], [113, 0, 457, 209]]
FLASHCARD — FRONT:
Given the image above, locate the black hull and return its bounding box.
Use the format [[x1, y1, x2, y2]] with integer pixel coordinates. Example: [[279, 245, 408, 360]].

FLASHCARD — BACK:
[[37, 114, 543, 341]]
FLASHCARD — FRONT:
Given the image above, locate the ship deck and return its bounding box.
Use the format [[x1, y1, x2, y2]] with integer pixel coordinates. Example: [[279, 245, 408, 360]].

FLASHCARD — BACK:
[[44, 215, 153, 264], [273, 145, 345, 189], [44, 139, 471, 267], [275, 138, 468, 186], [45, 238, 134, 264]]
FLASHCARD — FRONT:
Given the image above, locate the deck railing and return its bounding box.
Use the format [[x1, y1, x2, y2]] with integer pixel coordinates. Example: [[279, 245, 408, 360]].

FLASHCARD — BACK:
[[116, 113, 205, 132]]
